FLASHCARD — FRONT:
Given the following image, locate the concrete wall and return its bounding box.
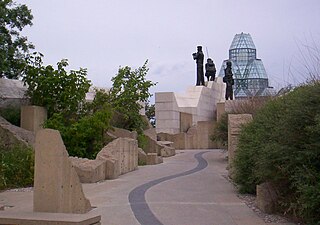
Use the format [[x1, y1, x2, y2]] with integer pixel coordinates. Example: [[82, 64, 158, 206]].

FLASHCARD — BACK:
[[180, 112, 192, 133], [228, 114, 253, 177], [155, 78, 225, 134], [96, 138, 138, 176], [155, 92, 180, 134], [157, 120, 217, 149], [21, 106, 47, 133]]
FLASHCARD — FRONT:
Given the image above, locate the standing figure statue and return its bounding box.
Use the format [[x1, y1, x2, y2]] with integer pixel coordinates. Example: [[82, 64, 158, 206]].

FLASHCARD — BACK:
[[205, 58, 216, 81], [223, 61, 234, 100], [192, 46, 205, 86]]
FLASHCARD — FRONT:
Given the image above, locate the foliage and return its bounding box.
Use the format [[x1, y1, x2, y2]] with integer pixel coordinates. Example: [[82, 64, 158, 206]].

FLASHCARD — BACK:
[[0, 107, 20, 126], [211, 113, 228, 148], [234, 82, 320, 224], [137, 133, 148, 151], [109, 60, 156, 133], [211, 97, 271, 148], [145, 102, 155, 127], [0, 0, 34, 79], [23, 53, 91, 119], [45, 91, 113, 159], [0, 145, 34, 190]]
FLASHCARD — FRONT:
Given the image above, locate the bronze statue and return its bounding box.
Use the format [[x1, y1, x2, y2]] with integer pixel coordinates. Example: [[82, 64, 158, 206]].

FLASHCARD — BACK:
[[192, 46, 205, 86], [205, 58, 216, 81], [223, 61, 234, 100]]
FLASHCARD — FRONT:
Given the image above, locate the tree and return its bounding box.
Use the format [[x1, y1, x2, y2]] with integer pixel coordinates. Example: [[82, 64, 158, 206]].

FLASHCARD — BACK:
[[0, 0, 34, 79], [23, 53, 91, 119], [109, 60, 156, 133], [145, 102, 155, 127]]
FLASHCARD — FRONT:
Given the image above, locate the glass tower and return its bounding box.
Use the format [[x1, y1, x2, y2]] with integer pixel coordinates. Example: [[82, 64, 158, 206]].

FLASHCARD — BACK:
[[219, 33, 269, 98]]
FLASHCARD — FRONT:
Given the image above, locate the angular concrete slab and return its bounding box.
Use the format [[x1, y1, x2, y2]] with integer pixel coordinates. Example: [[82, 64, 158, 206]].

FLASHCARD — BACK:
[[34, 129, 91, 213]]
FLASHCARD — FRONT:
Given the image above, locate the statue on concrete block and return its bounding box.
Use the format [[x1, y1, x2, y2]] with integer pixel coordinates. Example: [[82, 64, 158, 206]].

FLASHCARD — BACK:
[[205, 58, 216, 82], [223, 61, 234, 100], [192, 46, 205, 86]]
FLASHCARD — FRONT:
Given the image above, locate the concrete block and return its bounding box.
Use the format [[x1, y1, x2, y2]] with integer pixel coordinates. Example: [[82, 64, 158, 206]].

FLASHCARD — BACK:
[[256, 182, 278, 214], [146, 153, 163, 165], [105, 158, 119, 180], [228, 114, 253, 177], [160, 146, 175, 157], [21, 105, 47, 133], [138, 148, 147, 165], [34, 129, 91, 214], [180, 112, 192, 133], [70, 157, 106, 183], [107, 127, 137, 140], [97, 138, 138, 176], [0, 211, 101, 225], [155, 92, 175, 103], [216, 102, 225, 121]]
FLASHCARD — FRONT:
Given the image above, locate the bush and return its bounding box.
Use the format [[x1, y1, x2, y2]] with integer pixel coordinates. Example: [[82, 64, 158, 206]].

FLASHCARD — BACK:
[[46, 105, 112, 159], [211, 97, 272, 148], [0, 145, 34, 190], [234, 82, 320, 224], [211, 113, 228, 147], [0, 107, 20, 126]]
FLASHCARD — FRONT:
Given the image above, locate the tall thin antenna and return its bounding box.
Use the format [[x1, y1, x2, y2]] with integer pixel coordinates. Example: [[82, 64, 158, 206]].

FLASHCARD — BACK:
[[205, 46, 210, 58]]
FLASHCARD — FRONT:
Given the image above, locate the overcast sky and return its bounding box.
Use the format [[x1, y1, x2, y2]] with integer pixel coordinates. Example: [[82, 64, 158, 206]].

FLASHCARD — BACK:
[[17, 0, 320, 101]]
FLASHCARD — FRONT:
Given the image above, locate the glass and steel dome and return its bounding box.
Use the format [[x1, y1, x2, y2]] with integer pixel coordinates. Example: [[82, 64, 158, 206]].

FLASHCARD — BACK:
[[219, 32, 270, 98]]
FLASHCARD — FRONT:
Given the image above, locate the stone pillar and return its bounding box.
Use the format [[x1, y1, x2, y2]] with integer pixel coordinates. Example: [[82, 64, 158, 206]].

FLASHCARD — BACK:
[[21, 105, 47, 133], [216, 102, 225, 121], [228, 114, 253, 177], [34, 129, 91, 213]]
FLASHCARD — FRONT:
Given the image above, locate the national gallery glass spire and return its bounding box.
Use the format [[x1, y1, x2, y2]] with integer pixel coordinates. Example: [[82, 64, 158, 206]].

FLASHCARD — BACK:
[[219, 32, 270, 98]]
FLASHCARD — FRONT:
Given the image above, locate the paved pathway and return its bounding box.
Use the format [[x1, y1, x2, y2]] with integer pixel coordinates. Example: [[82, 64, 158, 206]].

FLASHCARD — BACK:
[[0, 149, 295, 225]]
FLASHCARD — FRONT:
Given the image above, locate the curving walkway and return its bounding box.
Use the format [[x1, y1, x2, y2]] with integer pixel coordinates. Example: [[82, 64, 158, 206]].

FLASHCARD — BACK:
[[128, 151, 209, 225], [0, 150, 295, 225]]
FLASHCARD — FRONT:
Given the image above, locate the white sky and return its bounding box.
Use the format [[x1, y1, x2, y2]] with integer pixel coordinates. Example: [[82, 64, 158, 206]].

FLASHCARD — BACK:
[[17, 0, 320, 101]]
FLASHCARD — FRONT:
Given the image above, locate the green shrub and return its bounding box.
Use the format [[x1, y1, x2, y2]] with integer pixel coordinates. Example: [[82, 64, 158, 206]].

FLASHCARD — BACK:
[[234, 82, 320, 224], [137, 133, 148, 151], [46, 105, 112, 159], [0, 107, 21, 126], [211, 113, 228, 147], [0, 145, 34, 190]]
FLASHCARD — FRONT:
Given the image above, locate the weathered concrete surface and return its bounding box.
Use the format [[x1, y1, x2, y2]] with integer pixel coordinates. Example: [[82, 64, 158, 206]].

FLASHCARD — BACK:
[[138, 148, 147, 165], [106, 127, 138, 140], [0, 116, 34, 148], [34, 129, 91, 213], [20, 105, 47, 133], [70, 157, 106, 183], [156, 79, 225, 134], [0, 211, 100, 225], [96, 137, 138, 176], [143, 130, 176, 157], [228, 114, 253, 177], [256, 182, 279, 214], [157, 120, 217, 150], [146, 153, 163, 165], [0, 150, 296, 225], [180, 112, 192, 133], [216, 102, 225, 121]]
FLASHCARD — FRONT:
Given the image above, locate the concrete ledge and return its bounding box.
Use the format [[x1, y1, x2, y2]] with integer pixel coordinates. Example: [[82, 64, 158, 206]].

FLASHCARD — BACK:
[[146, 153, 163, 165], [0, 211, 101, 225]]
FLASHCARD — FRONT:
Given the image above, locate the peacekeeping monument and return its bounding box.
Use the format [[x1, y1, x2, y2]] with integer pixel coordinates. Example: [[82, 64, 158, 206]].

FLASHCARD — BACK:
[[219, 32, 271, 98]]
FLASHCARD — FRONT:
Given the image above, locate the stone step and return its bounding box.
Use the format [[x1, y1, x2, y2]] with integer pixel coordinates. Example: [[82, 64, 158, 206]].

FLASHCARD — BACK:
[[0, 211, 101, 225]]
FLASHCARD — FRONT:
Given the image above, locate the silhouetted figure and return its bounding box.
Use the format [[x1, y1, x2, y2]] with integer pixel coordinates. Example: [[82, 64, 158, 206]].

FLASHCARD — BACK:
[[223, 61, 234, 100], [192, 46, 205, 86], [205, 58, 216, 81]]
